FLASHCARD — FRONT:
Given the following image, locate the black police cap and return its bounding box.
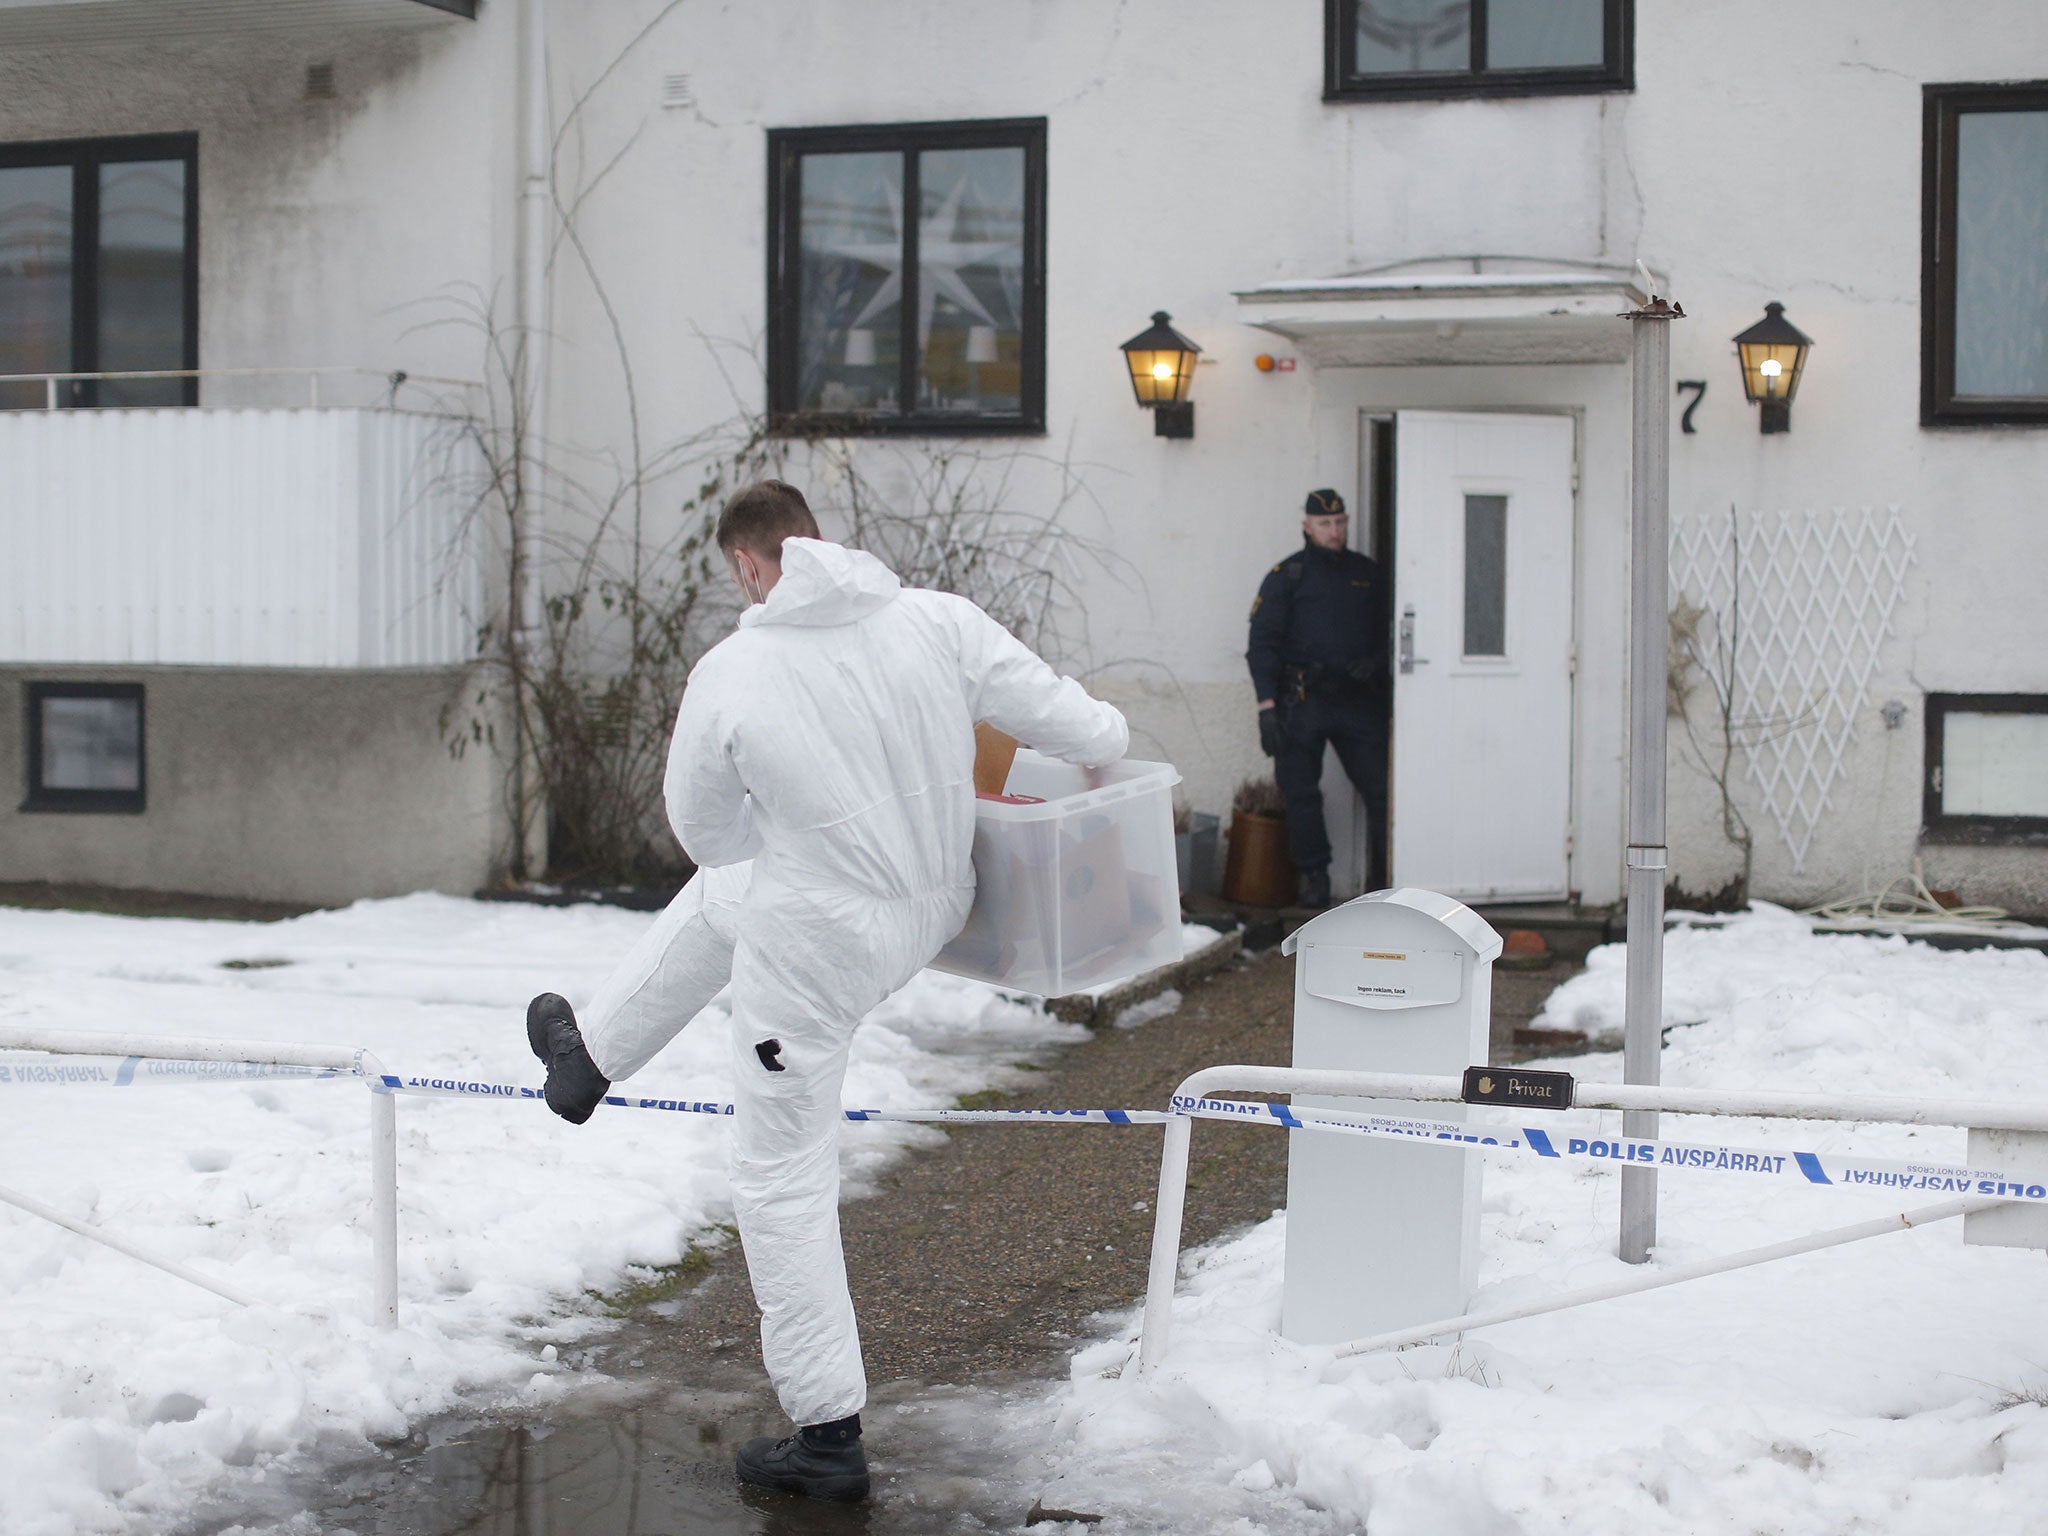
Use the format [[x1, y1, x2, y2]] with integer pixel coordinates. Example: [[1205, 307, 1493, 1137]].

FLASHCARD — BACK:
[[1305, 488, 1345, 517]]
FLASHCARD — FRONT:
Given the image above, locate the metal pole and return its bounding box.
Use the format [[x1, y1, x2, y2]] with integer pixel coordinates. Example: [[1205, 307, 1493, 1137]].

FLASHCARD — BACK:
[[513, 0, 553, 881], [1621, 287, 1683, 1263]]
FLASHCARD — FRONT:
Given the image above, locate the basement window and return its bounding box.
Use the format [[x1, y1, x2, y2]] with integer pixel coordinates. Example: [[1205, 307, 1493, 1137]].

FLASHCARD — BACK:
[[23, 681, 145, 814], [1923, 693, 2048, 844]]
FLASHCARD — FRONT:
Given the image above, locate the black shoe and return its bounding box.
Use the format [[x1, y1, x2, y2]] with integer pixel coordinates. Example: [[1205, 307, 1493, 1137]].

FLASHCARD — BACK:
[[525, 993, 610, 1125], [1297, 869, 1332, 909], [734, 1421, 870, 1502]]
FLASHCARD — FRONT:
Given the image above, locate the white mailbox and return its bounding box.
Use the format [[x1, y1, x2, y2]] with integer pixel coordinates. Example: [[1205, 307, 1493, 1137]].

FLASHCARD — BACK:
[[1279, 888, 1502, 1345]]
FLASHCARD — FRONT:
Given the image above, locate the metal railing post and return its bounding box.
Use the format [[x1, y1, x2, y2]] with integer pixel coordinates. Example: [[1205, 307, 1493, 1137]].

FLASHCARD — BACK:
[[1137, 1115, 1195, 1372], [369, 1084, 399, 1327], [354, 1048, 399, 1327], [1621, 282, 1683, 1265]]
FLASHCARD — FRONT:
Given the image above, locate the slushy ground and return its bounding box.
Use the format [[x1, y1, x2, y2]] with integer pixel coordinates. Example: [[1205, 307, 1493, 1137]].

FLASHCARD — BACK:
[[0, 895, 1092, 1535]]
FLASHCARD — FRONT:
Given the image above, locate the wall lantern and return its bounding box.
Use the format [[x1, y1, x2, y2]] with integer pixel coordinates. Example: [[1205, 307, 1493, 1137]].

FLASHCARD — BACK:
[[1120, 310, 1201, 439], [1733, 301, 1813, 434]]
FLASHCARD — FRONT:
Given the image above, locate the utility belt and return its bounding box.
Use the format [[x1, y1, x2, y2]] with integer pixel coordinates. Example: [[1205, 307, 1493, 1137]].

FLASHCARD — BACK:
[[1281, 662, 1386, 707]]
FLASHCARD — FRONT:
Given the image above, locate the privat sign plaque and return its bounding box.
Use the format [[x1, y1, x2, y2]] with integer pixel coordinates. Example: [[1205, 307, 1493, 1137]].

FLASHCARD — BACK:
[[1461, 1066, 1575, 1111]]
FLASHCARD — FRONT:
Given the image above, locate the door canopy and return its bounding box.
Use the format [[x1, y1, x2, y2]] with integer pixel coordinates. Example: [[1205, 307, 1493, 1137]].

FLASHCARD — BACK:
[[1236, 256, 1650, 367]]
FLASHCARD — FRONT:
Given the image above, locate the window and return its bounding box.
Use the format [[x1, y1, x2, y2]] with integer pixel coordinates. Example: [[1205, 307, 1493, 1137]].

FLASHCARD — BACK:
[[1923, 84, 2048, 425], [23, 682, 146, 814], [767, 119, 1045, 434], [1923, 694, 2048, 844], [1325, 0, 1632, 101], [0, 134, 197, 411], [1462, 493, 1508, 657]]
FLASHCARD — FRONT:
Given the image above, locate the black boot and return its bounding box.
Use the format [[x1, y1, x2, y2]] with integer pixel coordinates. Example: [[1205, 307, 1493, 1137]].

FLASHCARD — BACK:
[[1297, 868, 1332, 909], [525, 993, 610, 1125], [735, 1414, 870, 1502]]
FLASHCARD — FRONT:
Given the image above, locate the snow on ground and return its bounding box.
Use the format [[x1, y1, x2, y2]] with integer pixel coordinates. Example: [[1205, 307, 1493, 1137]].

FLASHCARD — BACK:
[[1033, 906, 2048, 1535], [0, 894, 1083, 1536]]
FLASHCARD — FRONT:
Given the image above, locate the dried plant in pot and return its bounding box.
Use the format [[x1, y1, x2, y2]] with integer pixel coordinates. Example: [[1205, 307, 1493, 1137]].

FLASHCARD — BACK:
[[1223, 777, 1295, 907]]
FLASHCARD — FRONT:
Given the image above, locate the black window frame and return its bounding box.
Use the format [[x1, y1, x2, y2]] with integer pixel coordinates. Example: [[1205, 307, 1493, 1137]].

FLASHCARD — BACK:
[[1922, 82, 2048, 427], [22, 681, 147, 815], [0, 131, 199, 409], [1922, 692, 2048, 846], [766, 117, 1047, 437], [1324, 0, 1633, 103]]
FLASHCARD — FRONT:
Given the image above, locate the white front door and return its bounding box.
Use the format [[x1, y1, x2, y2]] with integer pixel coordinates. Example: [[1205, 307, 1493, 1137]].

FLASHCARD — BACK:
[[1391, 410, 1575, 901]]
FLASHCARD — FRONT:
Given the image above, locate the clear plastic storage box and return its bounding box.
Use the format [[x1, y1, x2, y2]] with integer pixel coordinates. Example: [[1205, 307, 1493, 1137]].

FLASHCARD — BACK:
[[933, 750, 1184, 997]]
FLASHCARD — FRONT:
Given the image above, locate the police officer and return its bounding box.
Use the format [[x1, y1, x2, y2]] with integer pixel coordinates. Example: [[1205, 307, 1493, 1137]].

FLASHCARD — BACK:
[[1246, 488, 1390, 908]]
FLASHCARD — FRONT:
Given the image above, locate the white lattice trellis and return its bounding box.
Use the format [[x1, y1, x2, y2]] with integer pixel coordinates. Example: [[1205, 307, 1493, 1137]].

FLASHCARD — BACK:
[[1669, 508, 1916, 873]]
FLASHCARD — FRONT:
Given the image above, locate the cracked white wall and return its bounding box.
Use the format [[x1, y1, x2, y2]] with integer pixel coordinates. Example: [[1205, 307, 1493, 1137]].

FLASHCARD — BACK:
[[7, 0, 2047, 911], [529, 0, 2048, 912]]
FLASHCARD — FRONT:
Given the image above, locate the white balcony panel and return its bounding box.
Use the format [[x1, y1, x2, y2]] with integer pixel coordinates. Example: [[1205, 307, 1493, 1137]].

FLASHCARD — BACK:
[[0, 408, 487, 669], [0, 0, 471, 45]]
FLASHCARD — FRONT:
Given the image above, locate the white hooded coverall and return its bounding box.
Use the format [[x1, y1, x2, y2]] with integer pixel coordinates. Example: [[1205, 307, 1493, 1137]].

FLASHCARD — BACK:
[[579, 538, 1127, 1426]]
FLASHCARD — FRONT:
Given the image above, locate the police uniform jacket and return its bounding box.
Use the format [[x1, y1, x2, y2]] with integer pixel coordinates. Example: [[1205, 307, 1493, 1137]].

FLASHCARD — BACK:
[[1246, 541, 1390, 705]]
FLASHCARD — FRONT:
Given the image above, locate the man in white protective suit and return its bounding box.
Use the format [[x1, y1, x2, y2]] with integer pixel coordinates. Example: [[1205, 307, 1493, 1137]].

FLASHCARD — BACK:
[[524, 479, 1128, 1502]]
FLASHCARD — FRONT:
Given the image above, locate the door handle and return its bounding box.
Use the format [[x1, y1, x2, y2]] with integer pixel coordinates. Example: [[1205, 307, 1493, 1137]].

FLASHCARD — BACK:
[[1398, 606, 1429, 674]]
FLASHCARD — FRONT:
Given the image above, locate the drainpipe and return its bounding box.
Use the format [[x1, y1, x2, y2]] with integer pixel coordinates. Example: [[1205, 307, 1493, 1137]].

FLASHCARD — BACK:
[[513, 0, 550, 878]]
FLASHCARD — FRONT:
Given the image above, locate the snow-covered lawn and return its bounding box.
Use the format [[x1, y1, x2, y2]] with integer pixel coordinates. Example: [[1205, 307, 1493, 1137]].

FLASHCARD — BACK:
[[0, 894, 1085, 1536], [11, 897, 2048, 1534], [1038, 907, 2048, 1535]]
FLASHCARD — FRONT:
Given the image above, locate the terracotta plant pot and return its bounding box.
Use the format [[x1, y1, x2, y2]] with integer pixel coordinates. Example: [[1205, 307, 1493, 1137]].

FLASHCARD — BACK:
[[1223, 809, 1295, 907]]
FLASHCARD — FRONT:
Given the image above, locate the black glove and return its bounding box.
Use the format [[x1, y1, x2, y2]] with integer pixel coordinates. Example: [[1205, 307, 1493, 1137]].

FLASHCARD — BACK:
[[1258, 708, 1283, 757]]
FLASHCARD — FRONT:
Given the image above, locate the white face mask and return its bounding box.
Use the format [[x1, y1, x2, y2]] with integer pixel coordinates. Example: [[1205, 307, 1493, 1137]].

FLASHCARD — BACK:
[[734, 554, 766, 608]]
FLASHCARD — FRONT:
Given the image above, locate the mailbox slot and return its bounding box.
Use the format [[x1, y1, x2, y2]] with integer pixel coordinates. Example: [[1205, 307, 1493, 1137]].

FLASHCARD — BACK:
[[1300, 943, 1465, 1011]]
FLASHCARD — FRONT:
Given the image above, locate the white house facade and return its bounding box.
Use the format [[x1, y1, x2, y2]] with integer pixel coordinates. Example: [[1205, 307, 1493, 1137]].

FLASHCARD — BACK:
[[3, 0, 2045, 916]]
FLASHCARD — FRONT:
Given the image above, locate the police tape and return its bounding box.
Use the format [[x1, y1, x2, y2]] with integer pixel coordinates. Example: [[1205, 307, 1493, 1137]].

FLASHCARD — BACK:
[[0, 1053, 340, 1087], [373, 1071, 1171, 1124], [1172, 1094, 2048, 1204], [10, 1053, 2043, 1204]]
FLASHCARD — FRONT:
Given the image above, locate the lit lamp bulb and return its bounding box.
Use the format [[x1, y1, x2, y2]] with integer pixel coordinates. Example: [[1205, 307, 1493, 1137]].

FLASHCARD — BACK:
[[1733, 301, 1812, 433], [1118, 310, 1201, 438]]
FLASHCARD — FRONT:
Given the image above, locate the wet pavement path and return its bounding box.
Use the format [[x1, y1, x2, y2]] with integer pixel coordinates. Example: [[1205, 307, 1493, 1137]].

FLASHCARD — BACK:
[[197, 942, 1580, 1534]]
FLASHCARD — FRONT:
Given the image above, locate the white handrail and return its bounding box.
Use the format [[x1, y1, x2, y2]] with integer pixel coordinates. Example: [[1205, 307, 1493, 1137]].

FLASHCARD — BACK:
[[0, 365, 481, 388], [0, 1027, 398, 1327], [1137, 1063, 2048, 1373], [0, 364, 482, 413], [1330, 1196, 1992, 1358], [0, 1180, 262, 1309]]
